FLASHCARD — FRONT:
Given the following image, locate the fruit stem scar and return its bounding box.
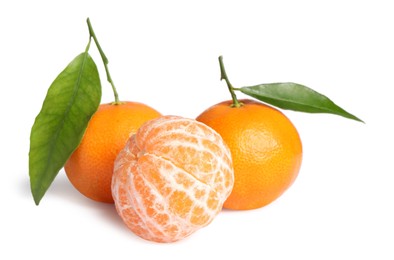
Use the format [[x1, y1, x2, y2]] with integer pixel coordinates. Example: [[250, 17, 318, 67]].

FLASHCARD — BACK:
[[218, 56, 243, 108], [86, 18, 121, 104]]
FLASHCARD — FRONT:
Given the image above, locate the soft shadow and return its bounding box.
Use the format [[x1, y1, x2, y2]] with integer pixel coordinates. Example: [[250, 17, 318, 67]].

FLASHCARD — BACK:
[[20, 172, 91, 206], [20, 172, 131, 235], [18, 175, 34, 199]]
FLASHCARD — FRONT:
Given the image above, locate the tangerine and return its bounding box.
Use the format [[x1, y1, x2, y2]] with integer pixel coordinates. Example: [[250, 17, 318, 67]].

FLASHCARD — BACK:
[[196, 99, 302, 210], [64, 101, 161, 203], [111, 115, 234, 242]]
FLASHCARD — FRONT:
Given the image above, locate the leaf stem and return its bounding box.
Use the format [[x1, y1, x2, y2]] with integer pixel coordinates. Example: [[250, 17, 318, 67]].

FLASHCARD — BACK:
[[218, 56, 242, 108], [85, 35, 92, 53], [87, 18, 120, 104]]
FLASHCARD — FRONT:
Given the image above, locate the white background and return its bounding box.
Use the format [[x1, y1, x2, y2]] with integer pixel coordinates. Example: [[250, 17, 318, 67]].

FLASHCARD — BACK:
[[1, 0, 393, 259]]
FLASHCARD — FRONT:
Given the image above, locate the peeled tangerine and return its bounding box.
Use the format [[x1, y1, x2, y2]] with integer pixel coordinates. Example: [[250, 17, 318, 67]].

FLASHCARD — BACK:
[[111, 115, 234, 242]]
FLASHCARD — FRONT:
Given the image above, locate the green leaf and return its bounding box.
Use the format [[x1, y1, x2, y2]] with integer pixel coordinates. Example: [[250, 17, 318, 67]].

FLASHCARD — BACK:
[[239, 82, 363, 122], [29, 52, 101, 205]]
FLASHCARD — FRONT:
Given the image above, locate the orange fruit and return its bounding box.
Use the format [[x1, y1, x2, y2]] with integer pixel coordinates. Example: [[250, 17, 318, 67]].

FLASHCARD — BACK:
[[112, 115, 234, 242], [196, 99, 302, 210], [64, 101, 161, 203]]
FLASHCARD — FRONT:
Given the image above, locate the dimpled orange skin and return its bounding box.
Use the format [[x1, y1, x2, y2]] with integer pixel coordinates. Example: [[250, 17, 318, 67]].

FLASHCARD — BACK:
[[112, 115, 234, 243], [64, 101, 161, 203], [196, 99, 302, 210]]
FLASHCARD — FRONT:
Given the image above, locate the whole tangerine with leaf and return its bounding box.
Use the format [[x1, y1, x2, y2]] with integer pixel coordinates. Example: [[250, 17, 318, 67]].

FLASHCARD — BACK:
[[196, 56, 363, 210], [29, 18, 160, 205]]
